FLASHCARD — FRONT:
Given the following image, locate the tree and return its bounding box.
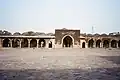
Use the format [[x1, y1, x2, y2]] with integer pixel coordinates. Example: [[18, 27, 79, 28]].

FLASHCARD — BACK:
[[13, 32, 21, 36], [94, 33, 100, 36], [101, 33, 107, 36], [0, 30, 12, 35], [22, 31, 35, 36], [86, 34, 93, 37], [35, 32, 46, 36]]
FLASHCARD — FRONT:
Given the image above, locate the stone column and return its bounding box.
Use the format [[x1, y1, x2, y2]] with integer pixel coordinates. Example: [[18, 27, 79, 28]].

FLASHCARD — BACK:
[[94, 41, 96, 48], [45, 39, 49, 48], [86, 42, 88, 48], [36, 39, 39, 48], [19, 39, 22, 48], [100, 42, 103, 48], [109, 40, 111, 48], [10, 39, 13, 48], [28, 39, 31, 48], [0, 38, 2, 48], [117, 41, 119, 48]]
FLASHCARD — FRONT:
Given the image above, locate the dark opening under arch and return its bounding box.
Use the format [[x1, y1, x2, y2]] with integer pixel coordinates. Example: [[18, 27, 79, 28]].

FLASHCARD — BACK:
[[3, 38, 10, 47], [103, 40, 109, 48], [82, 42, 85, 48], [49, 41, 52, 48], [88, 39, 94, 48], [21, 38, 28, 48], [96, 39, 101, 48], [63, 36, 73, 47], [111, 40, 117, 48], [39, 39, 46, 48], [12, 39, 20, 48], [30, 39, 37, 48], [118, 40, 120, 48]]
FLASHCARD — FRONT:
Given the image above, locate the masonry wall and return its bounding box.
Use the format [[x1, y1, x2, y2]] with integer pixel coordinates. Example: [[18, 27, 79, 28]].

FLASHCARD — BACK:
[[55, 29, 80, 45]]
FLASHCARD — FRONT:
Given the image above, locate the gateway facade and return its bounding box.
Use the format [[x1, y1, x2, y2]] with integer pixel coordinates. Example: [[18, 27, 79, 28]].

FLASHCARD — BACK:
[[0, 28, 120, 48]]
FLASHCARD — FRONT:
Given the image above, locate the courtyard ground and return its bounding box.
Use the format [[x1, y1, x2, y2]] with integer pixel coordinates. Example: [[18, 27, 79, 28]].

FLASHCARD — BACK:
[[0, 48, 120, 80]]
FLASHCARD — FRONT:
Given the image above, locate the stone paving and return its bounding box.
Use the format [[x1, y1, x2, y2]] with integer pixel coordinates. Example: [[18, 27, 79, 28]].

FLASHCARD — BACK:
[[0, 48, 120, 80]]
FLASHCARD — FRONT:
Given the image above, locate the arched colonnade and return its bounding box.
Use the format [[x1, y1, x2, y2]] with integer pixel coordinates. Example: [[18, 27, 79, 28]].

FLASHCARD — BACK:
[[2, 38, 53, 48], [83, 39, 120, 48]]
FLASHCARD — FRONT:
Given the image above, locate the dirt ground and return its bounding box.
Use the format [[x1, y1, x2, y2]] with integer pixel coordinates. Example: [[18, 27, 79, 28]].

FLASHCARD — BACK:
[[0, 48, 120, 80]]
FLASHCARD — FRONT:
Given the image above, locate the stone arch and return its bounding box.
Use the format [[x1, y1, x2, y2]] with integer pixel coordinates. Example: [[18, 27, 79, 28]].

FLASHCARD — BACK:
[[88, 39, 94, 48], [12, 39, 20, 48], [3, 38, 11, 47], [21, 38, 28, 48], [62, 35, 74, 47], [82, 42, 85, 48], [96, 39, 101, 48], [111, 40, 117, 48], [48, 41, 52, 48], [39, 39, 46, 48], [103, 40, 109, 48], [30, 39, 37, 48], [118, 40, 120, 48]]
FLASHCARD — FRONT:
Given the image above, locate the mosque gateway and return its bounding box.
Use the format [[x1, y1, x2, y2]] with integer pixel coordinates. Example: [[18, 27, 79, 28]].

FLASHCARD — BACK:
[[0, 28, 120, 48]]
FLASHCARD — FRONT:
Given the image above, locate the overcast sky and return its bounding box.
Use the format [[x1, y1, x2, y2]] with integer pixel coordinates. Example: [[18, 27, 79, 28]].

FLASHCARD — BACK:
[[0, 0, 120, 34]]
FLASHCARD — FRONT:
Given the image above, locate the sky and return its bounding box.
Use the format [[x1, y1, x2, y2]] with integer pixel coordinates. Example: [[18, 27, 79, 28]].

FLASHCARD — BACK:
[[0, 0, 120, 34]]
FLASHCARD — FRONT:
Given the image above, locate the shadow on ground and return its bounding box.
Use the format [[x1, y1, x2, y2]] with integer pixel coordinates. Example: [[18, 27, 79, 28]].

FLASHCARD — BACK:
[[99, 56, 120, 64], [0, 67, 120, 80]]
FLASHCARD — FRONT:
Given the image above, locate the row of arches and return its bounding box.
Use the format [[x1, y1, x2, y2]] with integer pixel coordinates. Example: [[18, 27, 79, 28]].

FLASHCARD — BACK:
[[85, 39, 120, 48], [62, 35, 120, 48], [2, 38, 53, 48]]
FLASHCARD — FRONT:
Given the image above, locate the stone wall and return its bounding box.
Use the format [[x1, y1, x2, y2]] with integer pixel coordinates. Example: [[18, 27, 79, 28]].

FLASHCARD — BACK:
[[55, 29, 80, 45]]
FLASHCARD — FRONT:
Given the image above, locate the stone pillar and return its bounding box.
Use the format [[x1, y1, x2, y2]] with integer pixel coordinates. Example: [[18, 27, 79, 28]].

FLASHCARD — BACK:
[[10, 39, 13, 48], [94, 41, 96, 48], [0, 38, 2, 48], [109, 40, 111, 48], [19, 39, 22, 48], [45, 39, 49, 48], [86, 42, 88, 48], [117, 41, 119, 48], [28, 39, 31, 48], [36, 39, 39, 48], [100, 42, 103, 48]]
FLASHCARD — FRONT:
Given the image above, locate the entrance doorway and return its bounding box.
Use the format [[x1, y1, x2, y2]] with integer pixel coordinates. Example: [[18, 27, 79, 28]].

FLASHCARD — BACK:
[[82, 42, 85, 48], [30, 39, 37, 48], [103, 40, 109, 48], [96, 39, 101, 48], [111, 40, 117, 48], [118, 40, 120, 48], [3, 38, 11, 47], [88, 39, 94, 48], [62, 36, 73, 47], [49, 41, 52, 48]]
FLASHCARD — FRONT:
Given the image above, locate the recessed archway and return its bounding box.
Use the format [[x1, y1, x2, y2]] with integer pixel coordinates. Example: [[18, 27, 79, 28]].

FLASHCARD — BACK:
[[3, 38, 11, 47], [118, 40, 120, 48], [103, 40, 109, 48], [88, 39, 94, 48], [21, 38, 28, 48], [82, 42, 85, 48], [111, 40, 117, 48], [30, 39, 37, 48], [39, 39, 46, 48], [49, 41, 52, 48], [62, 35, 73, 47], [12, 39, 20, 48], [96, 39, 101, 48]]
